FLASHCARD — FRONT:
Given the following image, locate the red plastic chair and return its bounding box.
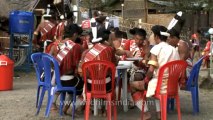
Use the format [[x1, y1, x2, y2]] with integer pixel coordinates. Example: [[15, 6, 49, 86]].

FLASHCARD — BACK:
[[141, 60, 188, 120], [82, 60, 117, 120]]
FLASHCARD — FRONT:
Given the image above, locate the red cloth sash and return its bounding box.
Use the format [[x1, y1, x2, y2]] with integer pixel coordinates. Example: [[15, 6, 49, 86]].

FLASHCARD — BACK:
[[124, 39, 131, 50], [126, 40, 145, 58], [121, 39, 128, 46], [55, 22, 65, 40], [44, 40, 60, 54], [130, 40, 137, 52], [123, 39, 140, 54], [84, 43, 107, 62], [55, 40, 82, 75], [56, 40, 76, 64], [120, 39, 130, 60], [84, 43, 114, 62], [132, 91, 143, 102], [40, 22, 56, 42]]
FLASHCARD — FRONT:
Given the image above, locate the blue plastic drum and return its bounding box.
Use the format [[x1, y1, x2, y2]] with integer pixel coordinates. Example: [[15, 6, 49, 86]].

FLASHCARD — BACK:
[[9, 10, 34, 34]]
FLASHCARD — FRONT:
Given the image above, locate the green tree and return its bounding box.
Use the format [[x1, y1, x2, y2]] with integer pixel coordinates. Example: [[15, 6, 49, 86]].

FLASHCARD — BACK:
[[80, 0, 104, 10], [163, 0, 213, 12], [80, 0, 119, 12]]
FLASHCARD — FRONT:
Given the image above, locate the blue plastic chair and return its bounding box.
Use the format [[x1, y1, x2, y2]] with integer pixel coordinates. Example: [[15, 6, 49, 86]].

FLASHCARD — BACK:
[[31, 53, 52, 115], [31, 52, 45, 109], [42, 54, 77, 120], [168, 56, 205, 114]]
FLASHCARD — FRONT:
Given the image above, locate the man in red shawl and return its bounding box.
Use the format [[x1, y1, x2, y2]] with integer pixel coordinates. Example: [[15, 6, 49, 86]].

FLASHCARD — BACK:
[[116, 28, 150, 87], [55, 12, 74, 41], [78, 17, 117, 71], [44, 12, 74, 54], [166, 11, 193, 89], [78, 27, 118, 116], [50, 24, 84, 115], [33, 5, 57, 52]]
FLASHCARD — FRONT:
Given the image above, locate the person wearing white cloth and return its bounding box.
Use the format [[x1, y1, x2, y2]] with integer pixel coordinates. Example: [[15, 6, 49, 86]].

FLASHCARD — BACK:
[[130, 25, 180, 120]]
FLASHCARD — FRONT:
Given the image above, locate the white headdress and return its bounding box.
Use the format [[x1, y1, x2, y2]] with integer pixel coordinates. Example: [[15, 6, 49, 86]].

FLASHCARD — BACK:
[[43, 4, 52, 17], [90, 18, 103, 43], [167, 11, 183, 30], [166, 11, 185, 37], [208, 28, 213, 35], [105, 17, 109, 30]]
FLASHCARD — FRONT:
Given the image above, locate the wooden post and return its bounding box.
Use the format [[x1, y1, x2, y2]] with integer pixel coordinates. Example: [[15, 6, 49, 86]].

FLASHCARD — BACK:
[[144, 0, 148, 23]]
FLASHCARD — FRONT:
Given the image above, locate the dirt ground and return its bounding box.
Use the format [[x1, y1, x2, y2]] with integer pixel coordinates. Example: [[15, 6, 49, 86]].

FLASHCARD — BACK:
[[0, 69, 213, 120]]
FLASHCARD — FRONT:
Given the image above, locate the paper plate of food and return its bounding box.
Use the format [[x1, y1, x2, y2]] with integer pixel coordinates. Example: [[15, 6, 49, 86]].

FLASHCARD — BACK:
[[125, 57, 143, 61]]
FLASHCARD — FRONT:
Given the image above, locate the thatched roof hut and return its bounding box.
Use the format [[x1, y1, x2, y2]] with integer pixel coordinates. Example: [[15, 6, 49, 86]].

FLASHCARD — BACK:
[[0, 0, 38, 18], [0, 0, 68, 18], [0, 0, 66, 31]]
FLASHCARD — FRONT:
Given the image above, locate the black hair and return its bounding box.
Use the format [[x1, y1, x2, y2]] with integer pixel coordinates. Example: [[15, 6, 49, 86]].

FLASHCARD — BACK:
[[151, 25, 168, 42], [75, 37, 82, 44], [129, 27, 139, 35], [135, 28, 147, 40], [97, 29, 111, 42], [197, 29, 201, 34], [114, 27, 120, 32], [93, 10, 99, 17], [78, 26, 83, 35], [122, 31, 128, 39], [108, 26, 114, 31], [102, 30, 111, 41], [66, 12, 73, 20], [115, 30, 124, 39], [88, 32, 93, 42], [95, 16, 106, 24], [64, 24, 82, 38], [168, 29, 180, 39]]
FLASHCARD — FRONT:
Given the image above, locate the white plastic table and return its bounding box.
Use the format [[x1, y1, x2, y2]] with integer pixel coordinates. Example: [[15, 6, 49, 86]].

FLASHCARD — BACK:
[[116, 64, 131, 112], [93, 61, 132, 115]]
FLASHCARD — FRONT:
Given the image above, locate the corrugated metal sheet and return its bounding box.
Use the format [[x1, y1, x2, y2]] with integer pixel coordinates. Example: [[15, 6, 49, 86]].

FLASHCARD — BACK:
[[123, 0, 144, 18]]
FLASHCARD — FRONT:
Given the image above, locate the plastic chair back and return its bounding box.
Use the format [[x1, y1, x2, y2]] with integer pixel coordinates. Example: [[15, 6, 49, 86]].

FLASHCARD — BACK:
[[42, 54, 63, 88], [82, 60, 116, 96], [31, 52, 44, 84], [31, 52, 45, 110], [156, 60, 188, 96], [186, 56, 205, 90], [42, 54, 77, 119]]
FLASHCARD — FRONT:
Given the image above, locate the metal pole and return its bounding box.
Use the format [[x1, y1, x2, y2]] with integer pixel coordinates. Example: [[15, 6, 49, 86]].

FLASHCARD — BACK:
[[121, 3, 124, 24], [89, 0, 92, 18], [76, 0, 80, 24]]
